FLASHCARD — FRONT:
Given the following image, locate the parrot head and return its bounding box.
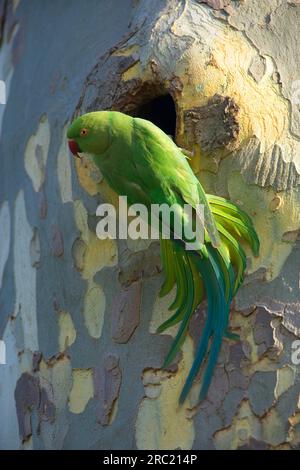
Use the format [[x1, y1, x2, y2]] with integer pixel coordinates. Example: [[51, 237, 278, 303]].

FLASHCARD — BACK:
[[67, 111, 112, 157]]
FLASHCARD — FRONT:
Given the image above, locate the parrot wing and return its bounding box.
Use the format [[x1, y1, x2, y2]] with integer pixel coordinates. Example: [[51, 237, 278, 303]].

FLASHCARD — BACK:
[[130, 117, 221, 247]]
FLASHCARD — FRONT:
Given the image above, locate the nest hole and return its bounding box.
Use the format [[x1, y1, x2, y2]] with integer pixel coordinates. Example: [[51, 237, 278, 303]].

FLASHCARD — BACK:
[[133, 94, 176, 138]]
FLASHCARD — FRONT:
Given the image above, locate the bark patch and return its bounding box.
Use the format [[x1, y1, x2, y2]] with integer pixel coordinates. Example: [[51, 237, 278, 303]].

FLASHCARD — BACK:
[[111, 281, 141, 344], [14, 372, 55, 442], [93, 354, 122, 426], [184, 94, 239, 153]]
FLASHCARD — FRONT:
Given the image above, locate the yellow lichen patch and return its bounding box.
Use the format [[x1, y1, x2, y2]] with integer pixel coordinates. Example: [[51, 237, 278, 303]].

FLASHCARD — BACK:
[[227, 173, 299, 280], [73, 199, 117, 280], [74, 154, 102, 196], [73, 200, 116, 340], [149, 287, 177, 336], [269, 195, 283, 212], [135, 338, 195, 450], [288, 413, 300, 448], [135, 287, 195, 450], [83, 281, 106, 339], [214, 400, 261, 450], [82, 237, 117, 280], [213, 45, 287, 152], [261, 407, 287, 446], [57, 124, 73, 203], [22, 437, 33, 451], [72, 129, 120, 204], [171, 4, 300, 203], [122, 61, 142, 82], [69, 369, 94, 414], [73, 199, 90, 244], [176, 41, 227, 112], [38, 354, 72, 435], [58, 311, 76, 352], [275, 366, 296, 399], [173, 14, 292, 160], [24, 114, 50, 192]]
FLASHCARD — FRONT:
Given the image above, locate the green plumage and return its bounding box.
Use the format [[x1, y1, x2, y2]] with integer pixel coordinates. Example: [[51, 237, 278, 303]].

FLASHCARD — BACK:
[[67, 111, 259, 403]]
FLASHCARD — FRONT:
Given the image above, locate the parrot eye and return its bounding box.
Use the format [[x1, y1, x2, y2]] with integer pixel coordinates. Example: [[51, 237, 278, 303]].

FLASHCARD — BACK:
[[80, 128, 89, 137]]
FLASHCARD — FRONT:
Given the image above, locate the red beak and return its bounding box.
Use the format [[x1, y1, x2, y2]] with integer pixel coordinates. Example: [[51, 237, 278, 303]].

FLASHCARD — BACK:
[[68, 139, 81, 157]]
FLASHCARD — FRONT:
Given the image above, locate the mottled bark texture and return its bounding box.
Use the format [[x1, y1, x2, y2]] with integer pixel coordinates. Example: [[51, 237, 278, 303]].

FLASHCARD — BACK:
[[0, 0, 299, 450]]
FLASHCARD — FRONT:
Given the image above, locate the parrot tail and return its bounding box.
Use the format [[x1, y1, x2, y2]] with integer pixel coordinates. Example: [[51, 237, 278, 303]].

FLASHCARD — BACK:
[[158, 195, 259, 403]]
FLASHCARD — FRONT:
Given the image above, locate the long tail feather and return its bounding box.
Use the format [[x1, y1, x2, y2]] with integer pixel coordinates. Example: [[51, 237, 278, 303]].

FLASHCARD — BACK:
[[158, 196, 260, 403], [179, 248, 228, 403]]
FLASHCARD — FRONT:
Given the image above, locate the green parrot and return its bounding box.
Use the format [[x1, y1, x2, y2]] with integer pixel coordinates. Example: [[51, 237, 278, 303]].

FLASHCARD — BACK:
[[67, 111, 259, 403]]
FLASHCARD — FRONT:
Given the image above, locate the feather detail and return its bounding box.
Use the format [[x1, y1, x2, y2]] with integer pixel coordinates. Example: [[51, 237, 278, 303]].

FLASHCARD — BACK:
[[158, 196, 260, 403]]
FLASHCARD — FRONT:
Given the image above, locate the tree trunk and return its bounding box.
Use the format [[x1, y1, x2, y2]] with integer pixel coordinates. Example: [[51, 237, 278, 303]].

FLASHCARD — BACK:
[[0, 0, 299, 450]]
